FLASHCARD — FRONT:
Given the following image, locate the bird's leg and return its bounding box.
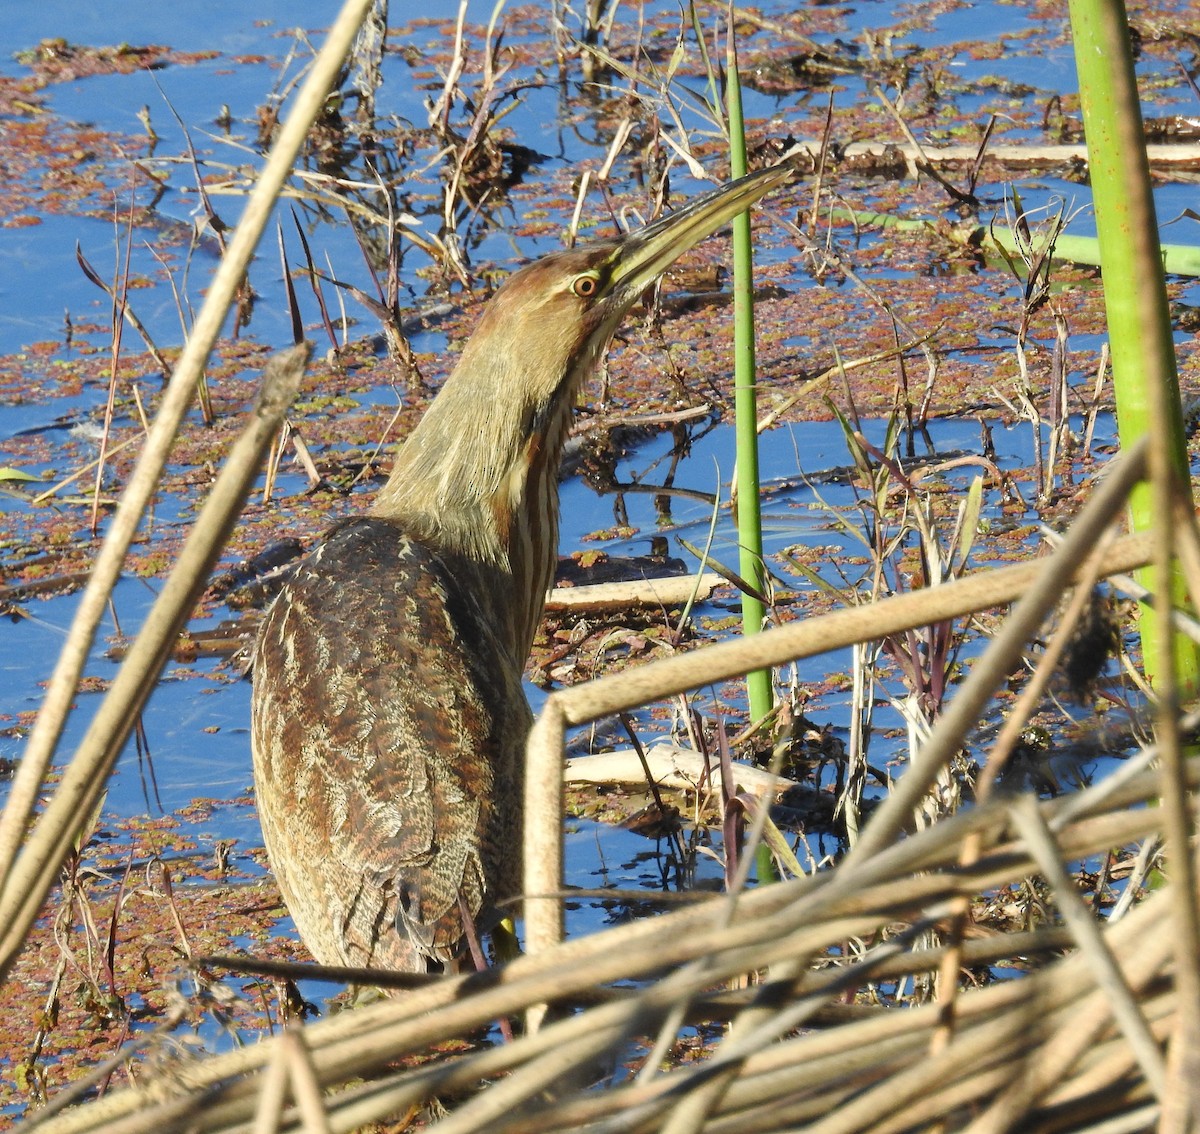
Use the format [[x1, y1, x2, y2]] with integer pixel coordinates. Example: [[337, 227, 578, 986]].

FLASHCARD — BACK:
[[457, 892, 491, 974], [457, 895, 516, 1043]]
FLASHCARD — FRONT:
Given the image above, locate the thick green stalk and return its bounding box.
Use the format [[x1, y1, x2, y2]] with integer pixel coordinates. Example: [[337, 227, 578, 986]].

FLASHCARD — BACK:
[[1069, 0, 1200, 1110], [726, 33, 773, 723], [1067, 0, 1199, 692]]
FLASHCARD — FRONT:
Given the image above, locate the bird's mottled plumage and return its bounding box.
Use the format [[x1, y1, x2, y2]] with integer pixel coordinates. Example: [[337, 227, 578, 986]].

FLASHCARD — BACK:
[[252, 520, 527, 968], [250, 162, 795, 974]]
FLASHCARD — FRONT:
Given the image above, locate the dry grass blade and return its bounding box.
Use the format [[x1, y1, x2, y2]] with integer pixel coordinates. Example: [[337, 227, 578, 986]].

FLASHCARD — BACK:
[[30, 432, 144, 506], [1008, 797, 1166, 1100], [525, 466, 1151, 958], [73, 241, 171, 378], [0, 0, 379, 922], [30, 733, 1194, 1133], [0, 342, 310, 975]]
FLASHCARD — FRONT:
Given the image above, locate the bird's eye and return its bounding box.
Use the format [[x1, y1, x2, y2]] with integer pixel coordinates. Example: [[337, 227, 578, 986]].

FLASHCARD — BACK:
[[572, 273, 601, 299]]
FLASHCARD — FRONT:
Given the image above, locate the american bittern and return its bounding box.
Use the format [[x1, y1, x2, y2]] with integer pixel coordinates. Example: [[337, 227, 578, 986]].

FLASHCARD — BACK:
[[251, 162, 795, 974]]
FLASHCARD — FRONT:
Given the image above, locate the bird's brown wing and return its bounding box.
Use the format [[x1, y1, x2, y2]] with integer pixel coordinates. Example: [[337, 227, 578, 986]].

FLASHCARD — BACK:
[[251, 517, 529, 971]]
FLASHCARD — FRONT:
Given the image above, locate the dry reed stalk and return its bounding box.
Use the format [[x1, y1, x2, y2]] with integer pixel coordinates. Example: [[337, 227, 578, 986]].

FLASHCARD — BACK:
[[0, 0, 377, 928], [526, 454, 1150, 957], [28, 734, 1193, 1134], [1009, 798, 1165, 1096], [0, 344, 310, 974], [930, 527, 1123, 1057]]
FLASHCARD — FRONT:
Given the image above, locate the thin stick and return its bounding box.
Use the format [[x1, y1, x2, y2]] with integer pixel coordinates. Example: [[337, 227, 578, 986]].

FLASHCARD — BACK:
[[0, 0, 375, 895], [251, 1037, 290, 1134], [282, 1027, 334, 1134], [0, 344, 309, 977], [523, 501, 1152, 956], [31, 432, 144, 506], [1009, 797, 1166, 1098]]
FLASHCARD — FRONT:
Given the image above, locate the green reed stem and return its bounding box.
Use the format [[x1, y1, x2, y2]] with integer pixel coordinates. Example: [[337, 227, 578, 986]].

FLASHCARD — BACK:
[[1067, 0, 1199, 693], [726, 28, 773, 724]]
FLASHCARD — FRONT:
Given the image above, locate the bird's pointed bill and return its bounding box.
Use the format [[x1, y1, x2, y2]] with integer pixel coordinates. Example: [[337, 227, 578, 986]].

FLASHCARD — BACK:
[[610, 160, 796, 296]]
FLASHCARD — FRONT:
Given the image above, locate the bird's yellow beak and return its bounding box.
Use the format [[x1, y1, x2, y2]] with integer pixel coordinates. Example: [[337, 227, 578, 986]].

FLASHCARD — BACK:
[[608, 160, 797, 298]]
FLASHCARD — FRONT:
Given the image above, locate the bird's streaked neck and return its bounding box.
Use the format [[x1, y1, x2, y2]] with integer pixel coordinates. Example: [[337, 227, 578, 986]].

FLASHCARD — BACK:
[[367, 237, 638, 661], [370, 344, 588, 662]]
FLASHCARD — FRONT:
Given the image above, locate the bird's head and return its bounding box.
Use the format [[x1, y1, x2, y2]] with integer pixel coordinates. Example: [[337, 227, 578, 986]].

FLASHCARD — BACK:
[[373, 160, 797, 565], [455, 160, 799, 415]]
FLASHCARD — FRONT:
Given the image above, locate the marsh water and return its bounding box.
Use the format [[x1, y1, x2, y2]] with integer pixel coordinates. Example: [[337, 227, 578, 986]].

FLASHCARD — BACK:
[[1, 0, 1198, 1104]]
